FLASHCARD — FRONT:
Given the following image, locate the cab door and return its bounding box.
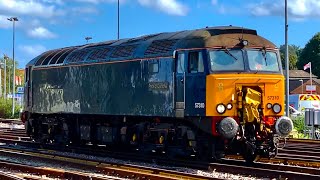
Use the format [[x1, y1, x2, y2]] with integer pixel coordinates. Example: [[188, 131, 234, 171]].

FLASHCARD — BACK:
[[24, 66, 32, 110], [185, 51, 206, 116], [174, 51, 186, 117]]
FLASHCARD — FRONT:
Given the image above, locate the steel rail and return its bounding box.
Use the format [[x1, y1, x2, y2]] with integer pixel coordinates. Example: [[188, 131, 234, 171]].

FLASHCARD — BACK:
[[0, 148, 222, 180]]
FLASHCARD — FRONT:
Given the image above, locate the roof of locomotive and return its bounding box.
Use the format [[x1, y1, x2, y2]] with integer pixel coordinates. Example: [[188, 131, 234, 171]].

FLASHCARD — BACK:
[[28, 26, 277, 67]]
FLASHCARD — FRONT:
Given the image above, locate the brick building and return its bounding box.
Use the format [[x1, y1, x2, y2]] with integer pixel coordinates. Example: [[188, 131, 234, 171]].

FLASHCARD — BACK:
[[286, 70, 320, 94]]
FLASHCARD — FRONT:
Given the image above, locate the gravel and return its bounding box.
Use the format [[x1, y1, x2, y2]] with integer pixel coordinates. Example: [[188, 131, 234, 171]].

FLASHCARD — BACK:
[[0, 122, 24, 129], [42, 149, 265, 180], [0, 155, 128, 180]]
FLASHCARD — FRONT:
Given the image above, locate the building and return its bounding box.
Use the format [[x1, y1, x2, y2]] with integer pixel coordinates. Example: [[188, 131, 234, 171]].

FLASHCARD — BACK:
[[287, 70, 319, 94]]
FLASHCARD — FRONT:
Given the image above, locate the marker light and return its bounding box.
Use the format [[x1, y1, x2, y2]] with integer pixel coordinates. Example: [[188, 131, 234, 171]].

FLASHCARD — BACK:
[[227, 103, 233, 110], [267, 103, 272, 109]]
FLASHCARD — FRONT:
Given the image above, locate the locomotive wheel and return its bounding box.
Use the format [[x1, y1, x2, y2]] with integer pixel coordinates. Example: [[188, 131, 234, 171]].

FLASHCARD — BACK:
[[243, 143, 259, 164], [25, 120, 32, 136], [243, 152, 259, 164]]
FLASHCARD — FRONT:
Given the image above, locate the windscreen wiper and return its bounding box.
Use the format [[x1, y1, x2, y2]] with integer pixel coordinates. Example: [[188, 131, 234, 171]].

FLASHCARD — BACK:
[[224, 48, 238, 61], [260, 48, 268, 65]]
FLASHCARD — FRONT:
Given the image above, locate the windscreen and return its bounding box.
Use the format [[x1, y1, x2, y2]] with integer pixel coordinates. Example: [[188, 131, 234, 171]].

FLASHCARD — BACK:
[[209, 50, 245, 71], [209, 49, 280, 72], [247, 50, 280, 72]]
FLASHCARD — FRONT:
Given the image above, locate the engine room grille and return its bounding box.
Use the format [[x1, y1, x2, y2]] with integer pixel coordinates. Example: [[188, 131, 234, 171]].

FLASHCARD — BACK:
[[110, 45, 137, 58], [126, 34, 161, 44], [67, 49, 92, 63], [57, 48, 77, 64], [49, 48, 73, 65], [35, 50, 55, 66], [87, 48, 110, 61], [144, 39, 177, 55]]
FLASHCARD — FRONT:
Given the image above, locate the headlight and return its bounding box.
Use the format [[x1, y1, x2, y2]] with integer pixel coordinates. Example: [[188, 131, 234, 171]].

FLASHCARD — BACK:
[[272, 103, 281, 114], [227, 103, 233, 110], [216, 104, 226, 114], [242, 40, 248, 46]]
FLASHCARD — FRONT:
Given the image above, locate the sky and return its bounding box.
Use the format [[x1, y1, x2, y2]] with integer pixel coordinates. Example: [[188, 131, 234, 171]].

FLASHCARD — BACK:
[[0, 0, 320, 68]]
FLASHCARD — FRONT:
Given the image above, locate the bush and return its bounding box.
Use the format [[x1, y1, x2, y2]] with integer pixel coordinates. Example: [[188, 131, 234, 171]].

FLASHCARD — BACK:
[[292, 115, 307, 134], [0, 98, 21, 119]]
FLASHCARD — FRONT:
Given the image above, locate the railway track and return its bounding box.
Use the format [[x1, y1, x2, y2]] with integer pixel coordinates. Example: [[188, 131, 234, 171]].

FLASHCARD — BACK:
[[0, 144, 318, 180], [1, 123, 320, 179]]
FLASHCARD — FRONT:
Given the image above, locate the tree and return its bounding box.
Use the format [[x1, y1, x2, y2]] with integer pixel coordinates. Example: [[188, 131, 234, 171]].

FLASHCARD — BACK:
[[0, 55, 21, 96], [279, 45, 299, 70], [291, 45, 303, 58], [298, 32, 320, 77]]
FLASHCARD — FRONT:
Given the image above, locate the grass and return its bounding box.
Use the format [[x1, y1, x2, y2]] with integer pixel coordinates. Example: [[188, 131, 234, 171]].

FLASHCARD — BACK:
[[0, 98, 21, 119]]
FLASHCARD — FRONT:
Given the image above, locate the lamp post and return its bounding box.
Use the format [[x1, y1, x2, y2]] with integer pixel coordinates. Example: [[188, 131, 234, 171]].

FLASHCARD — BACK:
[[284, 0, 289, 116], [117, 0, 120, 40], [299, 79, 303, 94], [7, 17, 18, 117]]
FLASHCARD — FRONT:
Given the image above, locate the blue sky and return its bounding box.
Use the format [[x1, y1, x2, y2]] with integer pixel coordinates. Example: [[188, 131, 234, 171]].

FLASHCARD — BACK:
[[0, 0, 320, 68]]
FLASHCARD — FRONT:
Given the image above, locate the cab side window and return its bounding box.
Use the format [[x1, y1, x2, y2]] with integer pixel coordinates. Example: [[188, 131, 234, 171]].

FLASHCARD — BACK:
[[177, 53, 185, 73], [188, 52, 204, 73], [149, 60, 159, 74]]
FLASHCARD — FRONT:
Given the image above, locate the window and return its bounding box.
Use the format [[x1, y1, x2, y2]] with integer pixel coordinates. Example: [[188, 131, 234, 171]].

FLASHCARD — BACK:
[[188, 52, 204, 73], [247, 50, 280, 72], [209, 50, 245, 71], [177, 53, 185, 73], [149, 60, 159, 73]]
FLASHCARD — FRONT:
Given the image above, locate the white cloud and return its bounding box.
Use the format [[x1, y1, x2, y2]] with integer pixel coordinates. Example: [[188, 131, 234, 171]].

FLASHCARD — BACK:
[[138, 0, 188, 16], [19, 45, 47, 57], [248, 0, 320, 19], [73, 0, 125, 4], [0, 0, 64, 18], [27, 26, 57, 39], [72, 6, 99, 14], [41, 0, 64, 5]]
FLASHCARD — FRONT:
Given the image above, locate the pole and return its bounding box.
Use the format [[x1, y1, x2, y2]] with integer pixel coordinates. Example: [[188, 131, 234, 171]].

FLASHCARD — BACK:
[[8, 17, 18, 117], [4, 55, 6, 99], [0, 65, 2, 97], [8, 68, 10, 95], [117, 0, 120, 40], [12, 19, 16, 117], [285, 0, 290, 116], [310, 62, 312, 95]]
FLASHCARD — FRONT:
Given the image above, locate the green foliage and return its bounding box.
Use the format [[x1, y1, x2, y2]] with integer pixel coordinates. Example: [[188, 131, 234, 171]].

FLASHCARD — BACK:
[[0, 98, 21, 118], [291, 45, 303, 58], [292, 115, 307, 134], [297, 32, 320, 77], [0, 56, 20, 94], [279, 45, 301, 70]]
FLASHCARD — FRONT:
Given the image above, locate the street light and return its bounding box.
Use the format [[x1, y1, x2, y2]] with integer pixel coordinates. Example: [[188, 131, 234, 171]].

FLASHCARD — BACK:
[[299, 79, 303, 94], [7, 17, 18, 117], [284, 0, 289, 117], [117, 0, 120, 40], [85, 37, 92, 43]]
